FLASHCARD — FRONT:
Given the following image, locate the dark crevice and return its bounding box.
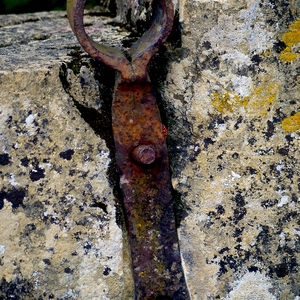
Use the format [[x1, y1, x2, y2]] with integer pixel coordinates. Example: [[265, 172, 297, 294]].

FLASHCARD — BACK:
[[85, 0, 117, 17], [89, 201, 108, 214], [172, 189, 189, 228], [59, 7, 187, 227], [148, 9, 190, 227], [108, 0, 117, 16]]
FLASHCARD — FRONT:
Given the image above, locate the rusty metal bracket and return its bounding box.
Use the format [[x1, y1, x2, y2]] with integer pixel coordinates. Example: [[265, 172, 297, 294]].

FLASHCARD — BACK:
[[67, 1, 189, 299]]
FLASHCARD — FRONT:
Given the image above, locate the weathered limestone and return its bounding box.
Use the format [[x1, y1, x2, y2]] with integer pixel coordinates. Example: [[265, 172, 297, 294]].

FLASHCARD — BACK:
[[0, 11, 133, 300], [164, 1, 300, 299], [0, 0, 300, 299]]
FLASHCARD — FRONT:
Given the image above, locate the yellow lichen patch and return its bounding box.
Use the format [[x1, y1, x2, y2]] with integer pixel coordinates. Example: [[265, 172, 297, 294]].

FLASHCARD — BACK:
[[261, 50, 271, 57], [211, 84, 280, 115], [280, 19, 300, 62], [282, 112, 300, 132], [247, 84, 280, 115], [211, 91, 248, 113]]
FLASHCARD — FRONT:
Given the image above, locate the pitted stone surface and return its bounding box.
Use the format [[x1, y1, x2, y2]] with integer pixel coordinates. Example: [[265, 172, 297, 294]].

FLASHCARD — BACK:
[[0, 10, 133, 300], [1, 1, 300, 299], [160, 0, 300, 299]]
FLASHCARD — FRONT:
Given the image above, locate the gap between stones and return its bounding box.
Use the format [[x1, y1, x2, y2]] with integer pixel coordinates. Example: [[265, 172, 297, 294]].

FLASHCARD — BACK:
[[59, 9, 189, 228]]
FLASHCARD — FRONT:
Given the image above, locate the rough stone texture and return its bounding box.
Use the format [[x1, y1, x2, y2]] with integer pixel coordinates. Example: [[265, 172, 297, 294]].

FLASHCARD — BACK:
[[0, 0, 300, 299], [161, 0, 300, 299], [0, 11, 133, 300]]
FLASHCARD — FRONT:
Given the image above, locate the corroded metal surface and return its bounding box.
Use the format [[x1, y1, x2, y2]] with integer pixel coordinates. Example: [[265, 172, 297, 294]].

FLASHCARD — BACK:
[[113, 82, 188, 299], [67, 0, 190, 298], [67, 0, 174, 82]]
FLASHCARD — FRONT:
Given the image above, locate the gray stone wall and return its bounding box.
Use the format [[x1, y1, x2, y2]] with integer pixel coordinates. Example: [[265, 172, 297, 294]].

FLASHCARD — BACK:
[[165, 1, 300, 299], [0, 0, 300, 299]]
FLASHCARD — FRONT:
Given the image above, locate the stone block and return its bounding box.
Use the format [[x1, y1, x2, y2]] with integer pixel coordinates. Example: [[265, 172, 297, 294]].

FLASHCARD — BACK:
[[0, 1, 300, 299]]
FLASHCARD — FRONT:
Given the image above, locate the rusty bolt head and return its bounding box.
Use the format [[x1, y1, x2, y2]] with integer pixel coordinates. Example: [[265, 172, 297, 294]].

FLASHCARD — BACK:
[[132, 145, 156, 165]]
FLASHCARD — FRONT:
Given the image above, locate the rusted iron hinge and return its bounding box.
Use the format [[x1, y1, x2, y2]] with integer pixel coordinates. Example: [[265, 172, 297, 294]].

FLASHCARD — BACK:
[[67, 1, 189, 299]]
